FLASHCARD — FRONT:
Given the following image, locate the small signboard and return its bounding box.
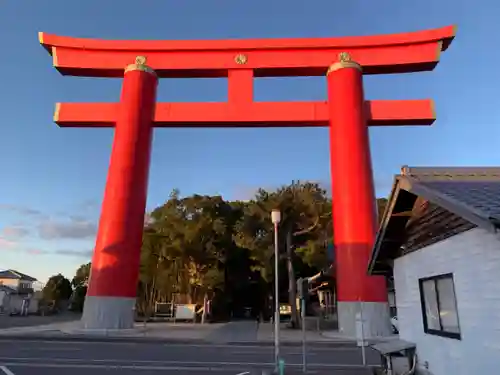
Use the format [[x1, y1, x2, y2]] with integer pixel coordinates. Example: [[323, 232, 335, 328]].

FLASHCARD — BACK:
[[175, 304, 197, 321]]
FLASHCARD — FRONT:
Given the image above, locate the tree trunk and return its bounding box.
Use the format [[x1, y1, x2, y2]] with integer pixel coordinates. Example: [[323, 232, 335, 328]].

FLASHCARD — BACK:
[[146, 260, 160, 321], [201, 293, 208, 324], [286, 228, 300, 328]]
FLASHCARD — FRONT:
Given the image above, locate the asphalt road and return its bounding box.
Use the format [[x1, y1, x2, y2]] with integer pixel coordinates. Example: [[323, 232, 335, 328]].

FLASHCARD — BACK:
[[0, 338, 379, 374], [0, 313, 80, 329]]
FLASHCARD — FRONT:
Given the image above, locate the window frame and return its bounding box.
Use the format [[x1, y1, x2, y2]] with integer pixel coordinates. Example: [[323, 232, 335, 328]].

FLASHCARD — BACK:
[[418, 273, 461, 340]]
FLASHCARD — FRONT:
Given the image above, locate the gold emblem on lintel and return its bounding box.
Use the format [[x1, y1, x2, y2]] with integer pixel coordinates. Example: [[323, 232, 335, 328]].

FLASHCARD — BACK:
[[135, 56, 147, 65], [234, 54, 248, 65], [326, 51, 362, 75]]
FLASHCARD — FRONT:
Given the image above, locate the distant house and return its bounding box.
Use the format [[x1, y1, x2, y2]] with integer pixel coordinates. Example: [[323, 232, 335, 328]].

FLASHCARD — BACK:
[[0, 269, 37, 291], [0, 269, 38, 315], [368, 166, 500, 375]]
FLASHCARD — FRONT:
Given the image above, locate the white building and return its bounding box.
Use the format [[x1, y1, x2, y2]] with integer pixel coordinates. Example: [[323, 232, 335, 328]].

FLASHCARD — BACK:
[[0, 269, 38, 315], [368, 166, 500, 375], [0, 269, 37, 290]]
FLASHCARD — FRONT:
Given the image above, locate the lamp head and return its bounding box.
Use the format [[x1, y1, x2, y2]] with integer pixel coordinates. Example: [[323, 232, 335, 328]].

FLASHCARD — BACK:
[[271, 209, 281, 224]]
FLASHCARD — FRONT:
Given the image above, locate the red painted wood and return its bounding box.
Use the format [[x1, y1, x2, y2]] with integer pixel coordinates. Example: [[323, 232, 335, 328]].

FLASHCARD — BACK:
[[86, 67, 157, 299], [327, 65, 387, 303], [228, 69, 254, 105], [54, 99, 435, 127], [40, 26, 455, 77], [40, 26, 455, 52], [40, 26, 455, 312]]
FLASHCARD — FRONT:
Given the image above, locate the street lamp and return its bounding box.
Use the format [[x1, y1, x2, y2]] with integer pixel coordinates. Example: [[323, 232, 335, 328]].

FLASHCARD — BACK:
[[271, 209, 281, 370]]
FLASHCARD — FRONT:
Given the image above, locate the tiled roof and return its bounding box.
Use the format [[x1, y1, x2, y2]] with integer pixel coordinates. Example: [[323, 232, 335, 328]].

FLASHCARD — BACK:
[[401, 166, 500, 221], [368, 166, 500, 275], [0, 269, 37, 282]]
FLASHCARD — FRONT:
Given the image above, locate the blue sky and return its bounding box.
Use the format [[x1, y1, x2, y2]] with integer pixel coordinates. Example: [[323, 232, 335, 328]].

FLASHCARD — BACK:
[[0, 0, 497, 283]]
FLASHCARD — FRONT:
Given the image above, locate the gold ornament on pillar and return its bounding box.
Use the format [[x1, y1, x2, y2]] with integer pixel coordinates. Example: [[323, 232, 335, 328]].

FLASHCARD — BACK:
[[327, 52, 362, 75], [125, 55, 157, 76]]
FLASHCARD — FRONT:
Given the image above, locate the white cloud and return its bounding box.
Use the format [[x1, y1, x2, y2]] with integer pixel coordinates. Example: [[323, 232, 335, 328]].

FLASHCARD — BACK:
[[13, 247, 92, 258], [25, 248, 49, 255], [0, 237, 17, 249], [54, 249, 93, 258], [0, 204, 45, 217], [1, 226, 30, 238], [38, 217, 97, 240]]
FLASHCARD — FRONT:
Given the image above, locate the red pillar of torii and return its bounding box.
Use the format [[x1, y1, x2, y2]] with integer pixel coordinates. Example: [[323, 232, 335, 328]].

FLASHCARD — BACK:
[[40, 26, 455, 334]]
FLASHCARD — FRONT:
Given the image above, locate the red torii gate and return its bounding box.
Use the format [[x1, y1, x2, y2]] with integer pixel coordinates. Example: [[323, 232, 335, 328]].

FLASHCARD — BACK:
[[40, 25, 455, 335]]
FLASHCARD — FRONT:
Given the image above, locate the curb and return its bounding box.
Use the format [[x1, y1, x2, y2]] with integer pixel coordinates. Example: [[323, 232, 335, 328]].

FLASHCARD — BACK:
[[0, 334, 357, 347]]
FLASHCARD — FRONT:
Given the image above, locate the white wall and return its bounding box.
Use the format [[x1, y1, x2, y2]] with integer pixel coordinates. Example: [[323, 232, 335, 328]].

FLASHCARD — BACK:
[[3, 295, 39, 314], [0, 279, 19, 288], [0, 291, 6, 308], [0, 279, 33, 290], [19, 280, 34, 289], [394, 228, 500, 375]]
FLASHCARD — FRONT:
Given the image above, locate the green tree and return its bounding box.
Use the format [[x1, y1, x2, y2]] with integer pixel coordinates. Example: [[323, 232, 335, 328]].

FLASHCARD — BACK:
[[137, 190, 239, 317], [57, 185, 385, 321], [71, 262, 91, 287], [234, 181, 332, 327], [42, 274, 72, 303], [69, 263, 91, 312]]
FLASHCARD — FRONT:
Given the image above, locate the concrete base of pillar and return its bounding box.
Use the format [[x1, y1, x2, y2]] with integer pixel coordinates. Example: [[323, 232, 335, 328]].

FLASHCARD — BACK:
[[337, 301, 392, 338], [81, 295, 135, 330]]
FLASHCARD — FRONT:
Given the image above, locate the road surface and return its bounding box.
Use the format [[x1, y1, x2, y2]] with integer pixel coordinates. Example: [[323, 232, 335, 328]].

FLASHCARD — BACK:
[[0, 314, 80, 329], [0, 338, 379, 374]]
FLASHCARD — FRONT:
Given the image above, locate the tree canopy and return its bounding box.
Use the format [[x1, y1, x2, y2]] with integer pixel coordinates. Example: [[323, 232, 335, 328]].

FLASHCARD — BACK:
[[69, 181, 388, 322], [42, 273, 72, 302], [71, 262, 90, 288]]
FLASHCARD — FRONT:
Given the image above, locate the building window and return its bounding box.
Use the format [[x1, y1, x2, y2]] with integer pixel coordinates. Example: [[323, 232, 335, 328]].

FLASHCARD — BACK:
[[419, 273, 461, 340]]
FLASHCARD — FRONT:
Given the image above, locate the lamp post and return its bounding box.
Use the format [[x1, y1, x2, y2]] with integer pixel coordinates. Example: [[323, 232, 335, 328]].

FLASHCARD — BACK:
[[271, 209, 281, 370]]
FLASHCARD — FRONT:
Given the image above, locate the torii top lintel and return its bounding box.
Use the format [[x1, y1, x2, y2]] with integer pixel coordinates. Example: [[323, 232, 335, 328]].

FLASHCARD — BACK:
[[41, 26, 455, 128], [39, 25, 455, 78]]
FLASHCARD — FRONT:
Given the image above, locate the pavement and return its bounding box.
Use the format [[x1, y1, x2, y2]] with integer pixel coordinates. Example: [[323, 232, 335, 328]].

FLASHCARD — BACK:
[[0, 337, 380, 374]]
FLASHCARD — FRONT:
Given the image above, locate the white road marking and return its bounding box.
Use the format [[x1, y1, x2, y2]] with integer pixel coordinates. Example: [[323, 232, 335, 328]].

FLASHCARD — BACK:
[[235, 372, 250, 375], [0, 365, 15, 375], [0, 339, 360, 355], [189, 345, 355, 352], [2, 363, 229, 371], [18, 347, 81, 352], [227, 349, 318, 355], [2, 362, 336, 372], [0, 356, 376, 369], [0, 339, 357, 351], [0, 340, 137, 346]]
